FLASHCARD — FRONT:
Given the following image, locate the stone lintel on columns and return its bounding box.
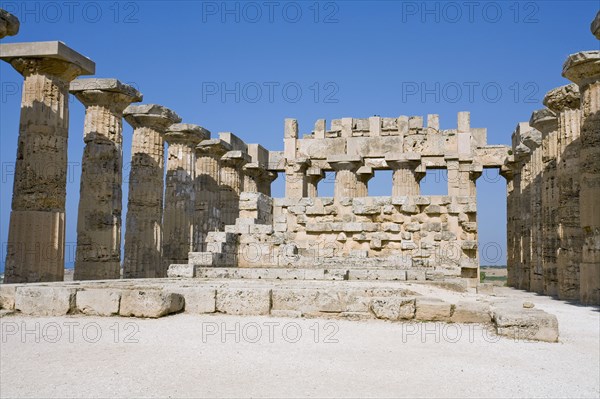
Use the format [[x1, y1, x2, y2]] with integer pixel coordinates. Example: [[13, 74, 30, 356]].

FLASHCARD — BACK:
[[357, 165, 373, 177], [327, 155, 362, 171], [221, 150, 251, 166], [592, 11, 600, 40], [562, 51, 600, 86], [219, 132, 247, 152], [124, 104, 182, 130], [543, 84, 581, 112], [196, 138, 232, 157], [165, 123, 210, 145], [307, 166, 325, 178], [0, 41, 95, 76], [0, 9, 20, 38]]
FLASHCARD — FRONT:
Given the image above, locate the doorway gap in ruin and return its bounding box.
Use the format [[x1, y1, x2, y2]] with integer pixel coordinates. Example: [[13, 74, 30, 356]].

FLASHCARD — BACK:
[[317, 171, 336, 197], [420, 168, 448, 195], [368, 170, 393, 196], [476, 167, 506, 267]]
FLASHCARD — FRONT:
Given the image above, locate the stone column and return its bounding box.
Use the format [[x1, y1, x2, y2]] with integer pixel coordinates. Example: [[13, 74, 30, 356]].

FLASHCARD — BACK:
[[356, 166, 373, 197], [220, 151, 251, 226], [123, 104, 181, 278], [257, 170, 277, 196], [387, 155, 423, 196], [70, 79, 142, 280], [162, 124, 209, 274], [243, 164, 277, 196], [0, 42, 95, 283], [563, 48, 600, 305], [0, 8, 19, 38], [306, 167, 325, 198], [529, 108, 559, 296], [285, 158, 309, 199], [544, 84, 582, 300], [500, 160, 516, 287], [194, 139, 231, 252], [328, 156, 363, 198]]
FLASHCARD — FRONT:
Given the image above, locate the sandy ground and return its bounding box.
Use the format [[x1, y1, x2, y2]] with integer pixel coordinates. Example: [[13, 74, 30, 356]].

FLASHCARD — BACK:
[[0, 287, 598, 398]]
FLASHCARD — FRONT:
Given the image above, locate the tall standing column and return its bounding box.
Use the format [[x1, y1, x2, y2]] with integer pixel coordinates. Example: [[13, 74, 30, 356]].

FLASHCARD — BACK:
[[70, 79, 142, 280], [529, 108, 559, 295], [162, 124, 209, 274], [194, 139, 230, 251], [387, 155, 423, 197], [544, 84, 582, 300], [123, 104, 181, 278], [0, 42, 95, 283], [220, 151, 251, 226], [563, 48, 600, 305], [285, 159, 309, 199], [328, 156, 363, 198]]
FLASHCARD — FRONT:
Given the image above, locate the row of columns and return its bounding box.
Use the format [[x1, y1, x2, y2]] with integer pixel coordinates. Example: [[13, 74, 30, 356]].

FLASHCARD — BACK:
[[1, 39, 276, 282], [506, 12, 600, 305]]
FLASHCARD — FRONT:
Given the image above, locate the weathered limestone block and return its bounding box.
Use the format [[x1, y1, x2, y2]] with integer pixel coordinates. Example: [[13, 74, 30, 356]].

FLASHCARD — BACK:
[[1, 42, 95, 283], [563, 49, 600, 305], [544, 84, 583, 300], [119, 290, 184, 318], [15, 286, 76, 316], [0, 285, 17, 310], [123, 104, 181, 278], [451, 301, 491, 323], [70, 79, 142, 281], [415, 298, 452, 321], [175, 287, 216, 314], [492, 306, 559, 343], [194, 139, 231, 251], [76, 289, 121, 316], [0, 8, 19, 38], [216, 288, 271, 315], [370, 297, 416, 320], [163, 123, 209, 273], [272, 289, 343, 313]]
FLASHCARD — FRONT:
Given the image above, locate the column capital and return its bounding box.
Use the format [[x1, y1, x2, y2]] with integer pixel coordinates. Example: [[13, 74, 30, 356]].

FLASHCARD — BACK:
[[592, 11, 600, 40], [165, 123, 210, 145], [529, 108, 558, 134], [123, 104, 181, 131], [0, 9, 19, 38], [196, 138, 232, 157], [543, 84, 581, 113], [327, 155, 362, 171], [562, 51, 600, 86], [385, 153, 421, 168], [221, 150, 251, 167], [70, 78, 142, 111], [0, 41, 95, 80], [286, 157, 310, 173]]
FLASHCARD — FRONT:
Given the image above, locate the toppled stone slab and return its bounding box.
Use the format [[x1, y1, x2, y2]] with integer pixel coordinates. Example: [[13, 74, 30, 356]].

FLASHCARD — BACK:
[[15, 286, 76, 316], [76, 289, 121, 316], [176, 287, 216, 314], [491, 306, 559, 343], [451, 301, 491, 323], [119, 290, 184, 318], [216, 288, 271, 315]]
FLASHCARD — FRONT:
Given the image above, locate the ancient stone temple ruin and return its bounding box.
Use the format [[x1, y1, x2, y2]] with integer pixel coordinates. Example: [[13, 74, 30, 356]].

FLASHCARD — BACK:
[[0, 8, 598, 317]]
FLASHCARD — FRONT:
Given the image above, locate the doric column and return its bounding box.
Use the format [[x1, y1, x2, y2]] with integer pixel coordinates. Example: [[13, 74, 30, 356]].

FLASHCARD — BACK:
[[328, 155, 363, 198], [563, 48, 600, 305], [243, 163, 277, 196], [0, 42, 95, 283], [123, 104, 181, 278], [220, 150, 251, 226], [387, 154, 423, 197], [500, 160, 517, 287], [529, 108, 559, 296], [285, 158, 309, 199], [257, 170, 277, 196], [194, 139, 231, 251], [0, 8, 19, 38], [70, 79, 142, 280], [162, 124, 209, 274], [356, 166, 373, 197], [544, 84, 582, 300], [306, 167, 325, 198]]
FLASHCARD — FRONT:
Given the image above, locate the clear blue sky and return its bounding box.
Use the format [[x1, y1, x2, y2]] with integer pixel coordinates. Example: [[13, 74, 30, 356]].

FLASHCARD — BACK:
[[1, 1, 599, 270]]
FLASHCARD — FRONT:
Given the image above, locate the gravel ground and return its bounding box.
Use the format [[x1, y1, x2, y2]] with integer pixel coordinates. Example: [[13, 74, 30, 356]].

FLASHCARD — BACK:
[[0, 287, 598, 398]]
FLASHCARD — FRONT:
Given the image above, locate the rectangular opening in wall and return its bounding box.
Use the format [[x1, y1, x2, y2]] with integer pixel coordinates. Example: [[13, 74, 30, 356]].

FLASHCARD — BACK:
[[271, 172, 285, 198], [477, 167, 506, 268], [318, 171, 336, 197], [368, 170, 393, 196], [420, 168, 448, 195]]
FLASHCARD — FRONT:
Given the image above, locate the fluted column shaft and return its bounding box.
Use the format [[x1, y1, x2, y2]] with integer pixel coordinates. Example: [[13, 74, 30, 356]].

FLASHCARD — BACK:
[[4, 58, 87, 283], [70, 80, 142, 281], [390, 161, 422, 197], [220, 152, 249, 226], [195, 146, 226, 251]]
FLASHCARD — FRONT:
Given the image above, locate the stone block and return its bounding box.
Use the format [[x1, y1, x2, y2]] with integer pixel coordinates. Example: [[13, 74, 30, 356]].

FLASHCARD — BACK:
[[407, 270, 426, 281], [0, 285, 17, 310], [272, 289, 342, 313], [216, 288, 271, 315], [451, 301, 491, 323], [0, 41, 95, 74], [415, 298, 452, 321], [178, 288, 216, 314], [370, 297, 416, 320], [492, 307, 559, 343], [76, 289, 121, 316], [120, 290, 184, 318], [15, 286, 76, 316], [167, 264, 196, 278]]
